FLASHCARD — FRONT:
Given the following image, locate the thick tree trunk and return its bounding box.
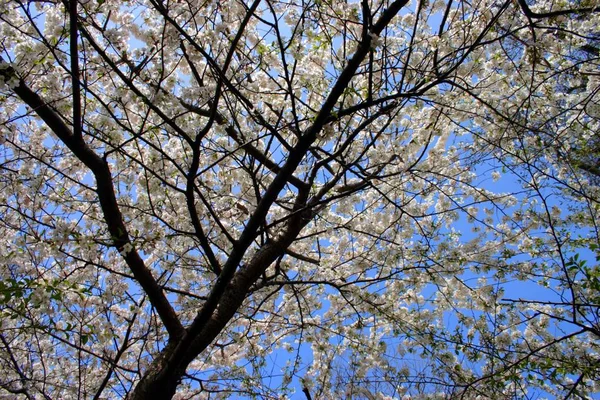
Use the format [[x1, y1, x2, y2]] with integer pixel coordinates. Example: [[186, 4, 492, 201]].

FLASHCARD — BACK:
[[126, 343, 182, 400], [127, 238, 293, 400]]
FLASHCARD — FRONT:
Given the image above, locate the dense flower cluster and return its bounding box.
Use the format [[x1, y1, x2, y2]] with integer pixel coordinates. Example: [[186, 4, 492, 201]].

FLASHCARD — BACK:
[[0, 0, 599, 398]]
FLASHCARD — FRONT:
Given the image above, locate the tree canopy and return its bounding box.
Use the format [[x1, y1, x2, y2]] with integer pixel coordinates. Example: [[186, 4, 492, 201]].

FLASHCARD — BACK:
[[1, 0, 600, 398]]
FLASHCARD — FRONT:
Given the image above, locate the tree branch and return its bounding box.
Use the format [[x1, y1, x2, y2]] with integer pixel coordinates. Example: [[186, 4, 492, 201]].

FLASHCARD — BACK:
[[131, 1, 413, 393], [68, 0, 82, 140], [516, 0, 599, 19], [0, 61, 185, 340]]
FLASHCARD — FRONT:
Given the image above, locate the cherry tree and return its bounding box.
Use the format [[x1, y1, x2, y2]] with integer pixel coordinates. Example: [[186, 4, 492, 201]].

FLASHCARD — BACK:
[[1, 0, 599, 398]]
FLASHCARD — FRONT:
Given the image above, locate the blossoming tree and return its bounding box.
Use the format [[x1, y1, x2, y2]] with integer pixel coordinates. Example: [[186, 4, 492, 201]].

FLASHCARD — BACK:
[[1, 0, 599, 398]]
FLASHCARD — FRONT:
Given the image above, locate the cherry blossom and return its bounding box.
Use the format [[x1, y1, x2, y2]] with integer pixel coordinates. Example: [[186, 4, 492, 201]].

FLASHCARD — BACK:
[[0, 0, 599, 398]]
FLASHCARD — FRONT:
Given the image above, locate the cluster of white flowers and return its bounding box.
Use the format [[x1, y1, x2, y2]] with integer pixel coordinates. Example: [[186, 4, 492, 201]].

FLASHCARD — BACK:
[[0, 0, 599, 398]]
